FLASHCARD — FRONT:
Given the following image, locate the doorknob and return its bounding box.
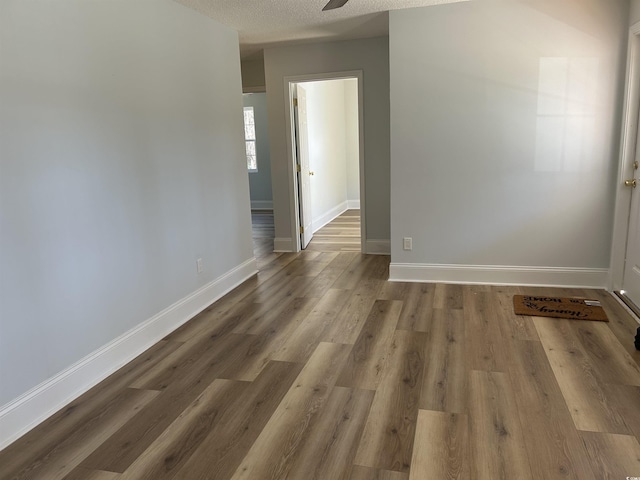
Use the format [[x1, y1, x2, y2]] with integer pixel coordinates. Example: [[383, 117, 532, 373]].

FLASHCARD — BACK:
[[625, 179, 637, 188], [309, 171, 315, 176]]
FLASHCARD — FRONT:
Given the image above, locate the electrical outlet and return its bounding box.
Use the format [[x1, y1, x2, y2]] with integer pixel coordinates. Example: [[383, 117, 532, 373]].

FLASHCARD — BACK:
[[403, 237, 412, 251], [196, 258, 204, 274]]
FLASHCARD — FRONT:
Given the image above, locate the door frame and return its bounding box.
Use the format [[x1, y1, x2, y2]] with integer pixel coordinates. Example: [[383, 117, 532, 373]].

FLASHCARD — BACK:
[[283, 70, 366, 252], [610, 21, 640, 292]]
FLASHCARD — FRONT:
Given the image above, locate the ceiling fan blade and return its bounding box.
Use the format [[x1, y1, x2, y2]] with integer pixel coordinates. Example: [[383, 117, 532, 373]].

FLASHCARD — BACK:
[[322, 0, 349, 11]]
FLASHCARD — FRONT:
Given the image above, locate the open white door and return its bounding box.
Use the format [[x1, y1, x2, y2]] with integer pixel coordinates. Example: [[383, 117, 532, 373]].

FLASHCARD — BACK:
[[622, 115, 640, 309], [295, 84, 313, 249]]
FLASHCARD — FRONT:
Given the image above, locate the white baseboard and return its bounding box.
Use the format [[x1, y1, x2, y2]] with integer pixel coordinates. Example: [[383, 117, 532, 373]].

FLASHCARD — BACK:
[[250, 200, 273, 210], [312, 201, 348, 233], [366, 239, 391, 255], [389, 263, 608, 288], [347, 199, 360, 210], [273, 237, 295, 252], [0, 257, 258, 451]]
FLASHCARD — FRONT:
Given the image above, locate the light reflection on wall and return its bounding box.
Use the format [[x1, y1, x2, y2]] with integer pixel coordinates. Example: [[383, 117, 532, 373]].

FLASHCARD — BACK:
[[534, 57, 599, 172]]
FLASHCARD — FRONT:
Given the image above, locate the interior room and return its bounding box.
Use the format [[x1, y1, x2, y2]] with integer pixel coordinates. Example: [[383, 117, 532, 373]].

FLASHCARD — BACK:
[[1, 0, 640, 478]]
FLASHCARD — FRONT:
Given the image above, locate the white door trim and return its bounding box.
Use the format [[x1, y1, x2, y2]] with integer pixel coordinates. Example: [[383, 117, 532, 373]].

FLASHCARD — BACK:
[[283, 70, 366, 253], [610, 21, 640, 291]]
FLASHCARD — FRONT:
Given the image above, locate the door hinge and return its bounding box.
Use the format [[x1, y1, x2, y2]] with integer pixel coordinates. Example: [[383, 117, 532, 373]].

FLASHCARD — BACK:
[[293, 98, 298, 107], [297, 164, 301, 173], [300, 226, 304, 234]]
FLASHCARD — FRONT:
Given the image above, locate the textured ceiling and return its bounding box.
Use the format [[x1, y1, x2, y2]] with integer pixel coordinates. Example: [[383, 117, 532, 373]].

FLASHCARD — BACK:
[[175, 0, 470, 57]]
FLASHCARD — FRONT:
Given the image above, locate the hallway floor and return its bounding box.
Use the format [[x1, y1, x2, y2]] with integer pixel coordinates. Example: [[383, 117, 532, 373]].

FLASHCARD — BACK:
[[306, 209, 361, 252]]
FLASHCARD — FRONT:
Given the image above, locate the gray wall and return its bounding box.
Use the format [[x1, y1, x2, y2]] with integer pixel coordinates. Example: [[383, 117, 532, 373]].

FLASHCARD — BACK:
[[632, 0, 640, 24], [0, 0, 254, 405], [264, 37, 390, 249], [390, 0, 628, 271], [241, 55, 267, 91], [243, 93, 273, 208]]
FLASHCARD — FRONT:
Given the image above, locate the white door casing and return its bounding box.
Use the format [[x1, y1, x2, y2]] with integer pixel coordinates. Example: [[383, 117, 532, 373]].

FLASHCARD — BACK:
[[622, 111, 640, 308], [610, 21, 640, 313], [295, 85, 313, 249]]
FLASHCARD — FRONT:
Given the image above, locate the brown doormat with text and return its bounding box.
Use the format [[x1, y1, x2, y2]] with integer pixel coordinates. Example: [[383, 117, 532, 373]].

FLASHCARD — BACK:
[[513, 295, 609, 322]]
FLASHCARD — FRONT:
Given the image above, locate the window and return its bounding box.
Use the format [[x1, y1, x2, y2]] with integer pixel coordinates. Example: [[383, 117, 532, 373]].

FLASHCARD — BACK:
[[243, 106, 257, 172]]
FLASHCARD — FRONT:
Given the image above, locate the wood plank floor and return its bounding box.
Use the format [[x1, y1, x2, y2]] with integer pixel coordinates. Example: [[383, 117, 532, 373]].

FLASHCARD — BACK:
[[306, 209, 361, 252], [2, 221, 640, 478], [251, 210, 275, 258]]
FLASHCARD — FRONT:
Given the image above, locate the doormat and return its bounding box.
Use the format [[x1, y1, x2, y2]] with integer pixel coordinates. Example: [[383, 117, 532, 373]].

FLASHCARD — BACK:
[[513, 295, 609, 322]]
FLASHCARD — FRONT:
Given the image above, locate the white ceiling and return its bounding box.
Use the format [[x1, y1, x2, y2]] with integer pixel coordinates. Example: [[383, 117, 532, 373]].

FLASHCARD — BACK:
[[174, 0, 470, 58]]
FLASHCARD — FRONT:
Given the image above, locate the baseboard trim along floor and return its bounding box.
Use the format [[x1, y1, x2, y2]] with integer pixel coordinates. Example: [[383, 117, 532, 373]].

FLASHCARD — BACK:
[[0, 257, 258, 450]]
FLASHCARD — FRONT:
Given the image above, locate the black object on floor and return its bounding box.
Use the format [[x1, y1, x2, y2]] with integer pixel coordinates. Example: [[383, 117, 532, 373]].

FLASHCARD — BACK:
[[635, 327, 640, 351]]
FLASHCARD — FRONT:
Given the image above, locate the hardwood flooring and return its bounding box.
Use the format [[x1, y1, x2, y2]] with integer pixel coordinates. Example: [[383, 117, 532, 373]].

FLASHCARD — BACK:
[[251, 210, 274, 258], [2, 215, 640, 479], [306, 209, 361, 252]]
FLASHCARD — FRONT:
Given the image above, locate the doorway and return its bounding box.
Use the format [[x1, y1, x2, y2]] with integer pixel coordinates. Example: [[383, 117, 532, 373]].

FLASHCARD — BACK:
[[242, 92, 275, 258], [611, 21, 640, 317], [286, 72, 365, 252]]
